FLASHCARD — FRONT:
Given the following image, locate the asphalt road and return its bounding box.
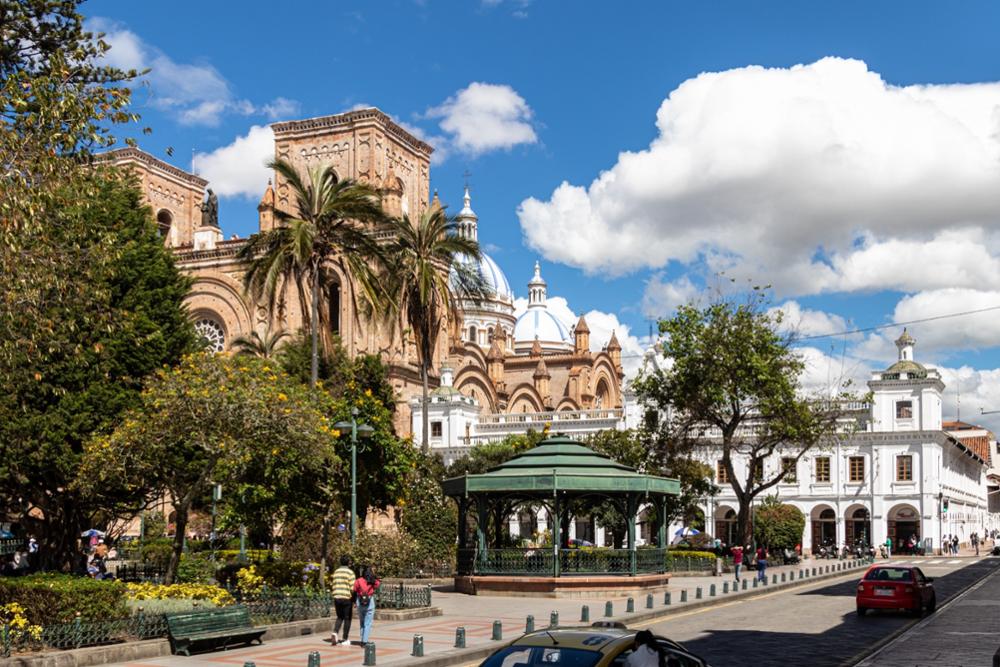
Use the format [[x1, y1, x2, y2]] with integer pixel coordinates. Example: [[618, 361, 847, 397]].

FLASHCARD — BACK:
[[635, 556, 1000, 667]]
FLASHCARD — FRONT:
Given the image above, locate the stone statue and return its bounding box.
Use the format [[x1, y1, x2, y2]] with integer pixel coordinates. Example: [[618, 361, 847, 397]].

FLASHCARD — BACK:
[[201, 188, 219, 228]]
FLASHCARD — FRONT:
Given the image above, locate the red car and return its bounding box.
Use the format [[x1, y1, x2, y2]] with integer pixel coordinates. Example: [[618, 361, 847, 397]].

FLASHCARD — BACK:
[[856, 565, 936, 616]]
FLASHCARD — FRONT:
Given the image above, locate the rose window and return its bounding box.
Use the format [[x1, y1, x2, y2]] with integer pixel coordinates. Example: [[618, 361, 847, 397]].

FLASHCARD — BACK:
[[194, 318, 226, 353]]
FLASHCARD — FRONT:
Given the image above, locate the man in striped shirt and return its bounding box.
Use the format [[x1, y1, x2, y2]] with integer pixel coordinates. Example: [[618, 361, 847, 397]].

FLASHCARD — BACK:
[[331, 555, 355, 645]]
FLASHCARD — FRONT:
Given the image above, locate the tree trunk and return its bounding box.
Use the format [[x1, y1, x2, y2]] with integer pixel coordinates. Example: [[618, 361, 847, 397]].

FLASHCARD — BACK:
[[318, 511, 331, 587], [310, 268, 320, 387], [420, 362, 429, 453], [166, 502, 190, 585], [736, 497, 753, 549]]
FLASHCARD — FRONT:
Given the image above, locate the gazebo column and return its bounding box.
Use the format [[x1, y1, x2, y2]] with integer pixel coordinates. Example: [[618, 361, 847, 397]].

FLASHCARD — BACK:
[[627, 494, 638, 576], [658, 496, 668, 549], [552, 494, 561, 577], [476, 498, 489, 570], [457, 498, 469, 550]]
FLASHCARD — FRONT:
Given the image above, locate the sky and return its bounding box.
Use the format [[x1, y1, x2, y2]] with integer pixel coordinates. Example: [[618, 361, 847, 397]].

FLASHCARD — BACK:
[[87, 0, 1000, 429]]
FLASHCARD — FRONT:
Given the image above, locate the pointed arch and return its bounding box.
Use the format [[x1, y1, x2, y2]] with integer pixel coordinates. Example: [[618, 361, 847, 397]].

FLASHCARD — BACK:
[[508, 383, 543, 414]]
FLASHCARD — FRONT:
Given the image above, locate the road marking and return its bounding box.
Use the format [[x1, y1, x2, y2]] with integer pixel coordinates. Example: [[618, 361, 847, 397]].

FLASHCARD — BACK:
[[948, 559, 961, 564]]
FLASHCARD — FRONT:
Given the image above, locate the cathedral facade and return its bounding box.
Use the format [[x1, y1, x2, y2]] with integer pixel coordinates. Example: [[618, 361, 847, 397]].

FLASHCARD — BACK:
[[105, 107, 624, 440]]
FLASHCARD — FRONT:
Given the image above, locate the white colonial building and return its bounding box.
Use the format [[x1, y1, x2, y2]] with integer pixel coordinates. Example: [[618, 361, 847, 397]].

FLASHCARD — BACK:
[[699, 330, 997, 555]]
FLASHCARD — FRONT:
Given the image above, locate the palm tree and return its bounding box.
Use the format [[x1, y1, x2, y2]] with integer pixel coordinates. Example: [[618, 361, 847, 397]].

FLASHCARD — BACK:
[[231, 327, 289, 359], [238, 159, 386, 386], [382, 207, 490, 451]]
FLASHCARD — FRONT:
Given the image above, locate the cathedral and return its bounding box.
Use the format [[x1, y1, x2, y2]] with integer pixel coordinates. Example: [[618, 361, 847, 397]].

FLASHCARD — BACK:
[[103, 107, 624, 445]]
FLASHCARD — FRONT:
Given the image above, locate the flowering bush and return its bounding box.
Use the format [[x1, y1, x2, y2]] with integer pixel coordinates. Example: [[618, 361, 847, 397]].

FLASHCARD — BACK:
[[0, 574, 127, 624], [0, 602, 43, 646], [235, 565, 265, 594], [125, 582, 234, 607]]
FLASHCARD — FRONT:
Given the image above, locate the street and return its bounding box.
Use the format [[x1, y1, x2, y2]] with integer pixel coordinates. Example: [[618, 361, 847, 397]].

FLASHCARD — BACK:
[[638, 556, 1000, 667]]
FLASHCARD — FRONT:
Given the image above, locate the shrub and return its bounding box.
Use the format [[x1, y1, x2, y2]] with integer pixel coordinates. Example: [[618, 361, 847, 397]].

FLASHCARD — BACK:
[[174, 555, 218, 584], [0, 574, 128, 624], [125, 582, 234, 606], [140, 539, 173, 567], [753, 497, 805, 552], [665, 550, 717, 560]]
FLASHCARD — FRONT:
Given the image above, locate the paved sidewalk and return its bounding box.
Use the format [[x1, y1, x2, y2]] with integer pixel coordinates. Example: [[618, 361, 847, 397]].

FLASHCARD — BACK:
[[108, 558, 871, 667], [856, 557, 1000, 667]]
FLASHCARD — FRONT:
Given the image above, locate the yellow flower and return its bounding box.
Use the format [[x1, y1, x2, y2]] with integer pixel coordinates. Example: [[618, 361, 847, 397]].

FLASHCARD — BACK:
[[364, 388, 372, 397], [277, 392, 288, 402]]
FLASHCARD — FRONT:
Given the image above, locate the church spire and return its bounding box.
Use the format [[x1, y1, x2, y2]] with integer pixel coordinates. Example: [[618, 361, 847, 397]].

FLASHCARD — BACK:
[[527, 261, 547, 307], [456, 184, 478, 241]]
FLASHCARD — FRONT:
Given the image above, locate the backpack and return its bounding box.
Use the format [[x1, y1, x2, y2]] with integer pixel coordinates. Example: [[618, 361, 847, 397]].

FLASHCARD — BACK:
[[357, 592, 371, 606]]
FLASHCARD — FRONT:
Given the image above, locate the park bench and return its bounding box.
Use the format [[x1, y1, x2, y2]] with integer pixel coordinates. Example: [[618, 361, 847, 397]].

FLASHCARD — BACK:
[[165, 606, 264, 656]]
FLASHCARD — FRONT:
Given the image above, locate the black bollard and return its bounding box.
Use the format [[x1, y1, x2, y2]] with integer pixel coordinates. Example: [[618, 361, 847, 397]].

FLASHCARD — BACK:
[[680, 590, 688, 602], [526, 615, 535, 634], [626, 597, 635, 613], [664, 591, 671, 605], [580, 605, 590, 622], [605, 601, 613, 617], [492, 620, 503, 641], [455, 627, 466, 648], [549, 611, 559, 628], [695, 587, 702, 599], [308, 652, 321, 667], [412, 635, 424, 657], [709, 584, 716, 597], [646, 593, 654, 609], [723, 582, 729, 594], [363, 643, 376, 667]]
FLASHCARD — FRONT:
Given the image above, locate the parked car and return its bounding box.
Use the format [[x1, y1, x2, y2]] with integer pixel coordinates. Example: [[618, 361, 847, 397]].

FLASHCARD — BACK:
[[856, 565, 936, 617], [479, 624, 711, 667]]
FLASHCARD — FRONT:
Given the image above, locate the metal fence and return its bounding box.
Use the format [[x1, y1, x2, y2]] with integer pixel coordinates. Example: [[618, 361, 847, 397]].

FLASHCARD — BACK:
[[0, 585, 433, 657], [460, 547, 670, 576], [0, 539, 25, 556]]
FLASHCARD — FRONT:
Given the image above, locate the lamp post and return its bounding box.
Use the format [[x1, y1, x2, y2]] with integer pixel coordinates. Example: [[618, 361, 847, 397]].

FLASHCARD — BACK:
[[335, 407, 374, 544]]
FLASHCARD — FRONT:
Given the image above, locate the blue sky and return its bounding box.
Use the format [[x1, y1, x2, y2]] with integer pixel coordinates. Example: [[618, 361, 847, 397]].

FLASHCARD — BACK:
[[89, 0, 1000, 427]]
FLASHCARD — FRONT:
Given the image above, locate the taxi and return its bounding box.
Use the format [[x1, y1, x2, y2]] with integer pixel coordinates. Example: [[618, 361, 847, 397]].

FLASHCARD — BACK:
[[856, 564, 936, 616], [478, 623, 711, 667]]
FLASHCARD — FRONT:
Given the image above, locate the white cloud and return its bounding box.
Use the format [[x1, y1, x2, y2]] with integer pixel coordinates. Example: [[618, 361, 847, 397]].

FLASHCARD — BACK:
[[513, 295, 647, 377], [426, 82, 537, 156], [88, 18, 298, 127], [518, 57, 1000, 296], [641, 275, 702, 318], [890, 289, 1000, 353], [192, 125, 274, 199], [771, 301, 851, 340]]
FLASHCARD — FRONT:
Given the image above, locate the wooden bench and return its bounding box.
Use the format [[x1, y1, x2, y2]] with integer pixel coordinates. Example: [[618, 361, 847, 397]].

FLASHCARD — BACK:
[[165, 606, 265, 656]]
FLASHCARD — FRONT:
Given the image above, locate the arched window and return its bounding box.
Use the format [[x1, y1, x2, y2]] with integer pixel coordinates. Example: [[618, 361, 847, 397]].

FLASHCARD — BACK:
[[398, 177, 408, 216], [469, 325, 477, 342], [194, 317, 226, 353], [328, 283, 341, 335], [156, 209, 173, 239]]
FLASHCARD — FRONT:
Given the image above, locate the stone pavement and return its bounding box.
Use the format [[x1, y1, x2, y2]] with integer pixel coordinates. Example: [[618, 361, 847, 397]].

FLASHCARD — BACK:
[[107, 558, 871, 667], [856, 556, 1000, 667]]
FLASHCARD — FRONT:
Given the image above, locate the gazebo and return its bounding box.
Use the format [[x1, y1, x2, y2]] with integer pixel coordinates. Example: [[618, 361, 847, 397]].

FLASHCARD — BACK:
[[442, 435, 680, 595]]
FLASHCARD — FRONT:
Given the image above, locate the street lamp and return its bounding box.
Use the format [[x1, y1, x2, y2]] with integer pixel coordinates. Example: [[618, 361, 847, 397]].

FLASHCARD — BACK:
[[334, 406, 374, 544]]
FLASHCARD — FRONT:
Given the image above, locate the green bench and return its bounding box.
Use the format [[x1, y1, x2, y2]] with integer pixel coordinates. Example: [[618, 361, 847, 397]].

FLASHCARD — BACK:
[[165, 606, 265, 656]]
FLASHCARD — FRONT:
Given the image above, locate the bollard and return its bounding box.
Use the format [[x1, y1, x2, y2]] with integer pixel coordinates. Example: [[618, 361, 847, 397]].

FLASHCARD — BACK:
[[580, 605, 590, 622], [723, 582, 729, 594], [244, 663, 257, 667], [646, 593, 654, 609], [742, 579, 748, 590], [752, 578, 758, 588], [605, 601, 613, 617], [455, 627, 466, 648], [665, 592, 672, 605], [308, 651, 322, 667], [549, 611, 559, 628], [695, 587, 703, 599], [363, 643, 376, 667], [525, 615, 535, 634], [411, 635, 424, 658], [799, 570, 803, 579], [680, 590, 688, 602], [772, 574, 777, 585], [626, 597, 635, 613], [812, 567, 817, 576], [709, 584, 716, 597], [492, 620, 503, 641], [781, 573, 786, 583]]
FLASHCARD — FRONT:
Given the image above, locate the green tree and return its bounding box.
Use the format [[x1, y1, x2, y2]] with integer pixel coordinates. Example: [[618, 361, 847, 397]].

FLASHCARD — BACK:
[[0, 171, 196, 570], [231, 326, 289, 359], [238, 160, 386, 387], [77, 354, 338, 583], [753, 496, 805, 552], [445, 430, 544, 476], [382, 208, 489, 451], [399, 453, 457, 569], [644, 289, 842, 545]]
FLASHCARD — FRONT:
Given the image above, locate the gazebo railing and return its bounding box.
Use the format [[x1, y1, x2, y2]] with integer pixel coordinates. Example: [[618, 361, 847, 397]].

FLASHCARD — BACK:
[[459, 547, 669, 576]]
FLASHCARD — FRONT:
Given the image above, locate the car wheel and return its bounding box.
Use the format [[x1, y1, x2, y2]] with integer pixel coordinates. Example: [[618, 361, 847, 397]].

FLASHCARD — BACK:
[[927, 595, 936, 613], [857, 606, 866, 617]]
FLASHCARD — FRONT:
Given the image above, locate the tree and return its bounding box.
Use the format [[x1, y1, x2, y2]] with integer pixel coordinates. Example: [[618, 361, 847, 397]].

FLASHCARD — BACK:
[[0, 171, 196, 570], [445, 430, 544, 476], [645, 289, 842, 546], [753, 496, 805, 552], [231, 327, 289, 359], [77, 354, 338, 583], [399, 453, 457, 569], [238, 160, 386, 387], [382, 207, 489, 451]]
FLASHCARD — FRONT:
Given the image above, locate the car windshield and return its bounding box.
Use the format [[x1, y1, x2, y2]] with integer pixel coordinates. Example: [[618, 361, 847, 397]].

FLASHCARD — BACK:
[[482, 646, 604, 667], [865, 567, 913, 582]]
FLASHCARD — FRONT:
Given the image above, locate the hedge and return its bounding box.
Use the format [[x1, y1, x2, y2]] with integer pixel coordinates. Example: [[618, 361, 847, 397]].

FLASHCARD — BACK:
[[0, 574, 127, 625]]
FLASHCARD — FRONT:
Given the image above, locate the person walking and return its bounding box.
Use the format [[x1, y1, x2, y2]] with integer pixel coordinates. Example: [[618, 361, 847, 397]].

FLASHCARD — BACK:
[[883, 536, 892, 558], [972, 533, 980, 556], [353, 565, 381, 647], [941, 534, 949, 556], [732, 545, 744, 583], [330, 555, 355, 645], [952, 535, 959, 555], [755, 545, 768, 583]]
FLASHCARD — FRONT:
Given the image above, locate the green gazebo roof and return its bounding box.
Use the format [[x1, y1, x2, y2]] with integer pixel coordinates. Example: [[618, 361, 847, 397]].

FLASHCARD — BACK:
[[441, 435, 680, 497]]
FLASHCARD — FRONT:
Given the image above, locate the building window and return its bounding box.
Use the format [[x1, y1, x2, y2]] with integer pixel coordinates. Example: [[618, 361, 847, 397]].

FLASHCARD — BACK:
[[896, 400, 913, 419], [468, 325, 477, 343], [896, 455, 913, 482], [329, 284, 341, 335], [156, 209, 173, 239], [815, 457, 831, 483], [716, 460, 729, 484], [194, 317, 226, 353], [781, 457, 797, 483], [753, 460, 764, 483], [849, 456, 865, 483], [431, 421, 442, 438]]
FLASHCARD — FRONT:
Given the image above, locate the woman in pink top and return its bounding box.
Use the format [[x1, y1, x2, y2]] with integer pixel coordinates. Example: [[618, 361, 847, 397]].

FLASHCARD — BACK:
[[353, 565, 381, 646], [732, 545, 744, 583]]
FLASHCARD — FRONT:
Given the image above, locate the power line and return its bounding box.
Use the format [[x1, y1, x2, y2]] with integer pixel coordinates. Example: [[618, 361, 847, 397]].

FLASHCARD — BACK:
[[615, 302, 1000, 358]]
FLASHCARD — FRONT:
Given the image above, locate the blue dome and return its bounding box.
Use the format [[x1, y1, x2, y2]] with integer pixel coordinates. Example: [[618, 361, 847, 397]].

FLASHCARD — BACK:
[[451, 252, 513, 301], [514, 308, 572, 346]]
